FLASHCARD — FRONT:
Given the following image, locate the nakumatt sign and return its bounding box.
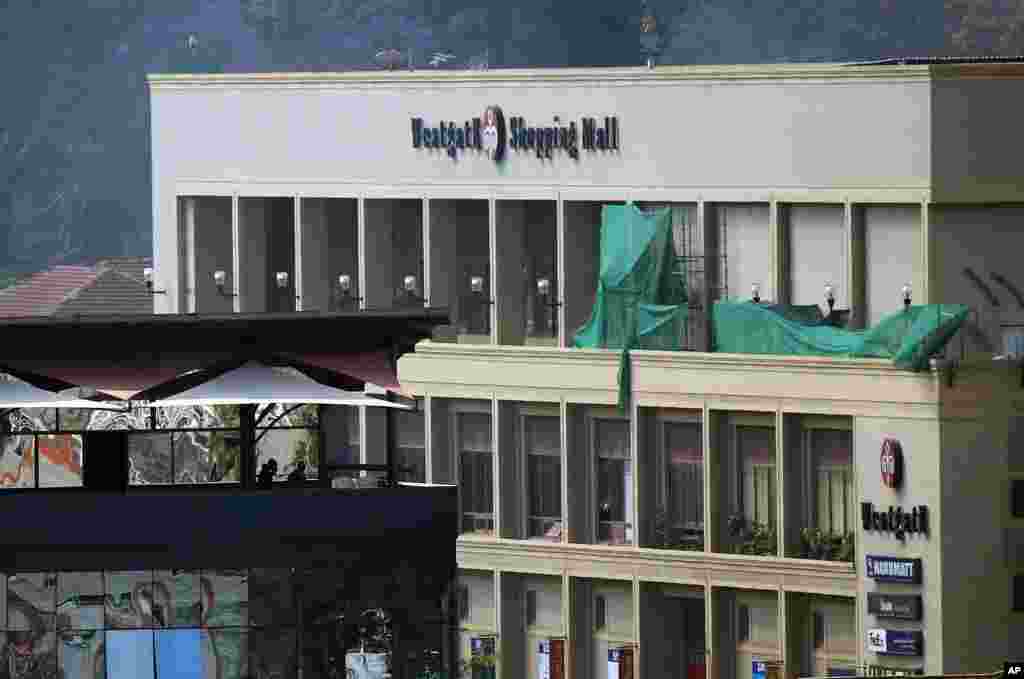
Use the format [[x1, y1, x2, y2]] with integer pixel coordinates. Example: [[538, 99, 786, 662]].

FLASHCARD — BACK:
[[411, 106, 620, 161]]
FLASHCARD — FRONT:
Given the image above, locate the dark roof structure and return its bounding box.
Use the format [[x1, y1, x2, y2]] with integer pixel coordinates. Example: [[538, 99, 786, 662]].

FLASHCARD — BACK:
[[0, 258, 153, 318]]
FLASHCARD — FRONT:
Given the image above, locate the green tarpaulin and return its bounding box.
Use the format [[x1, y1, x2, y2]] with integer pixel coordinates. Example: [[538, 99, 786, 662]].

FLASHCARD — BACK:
[[571, 203, 688, 411], [572, 203, 968, 411]]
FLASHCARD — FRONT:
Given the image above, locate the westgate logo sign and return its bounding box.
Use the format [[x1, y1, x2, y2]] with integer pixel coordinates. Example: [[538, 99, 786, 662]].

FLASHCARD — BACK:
[[861, 503, 929, 540], [880, 438, 904, 489], [410, 105, 620, 161]]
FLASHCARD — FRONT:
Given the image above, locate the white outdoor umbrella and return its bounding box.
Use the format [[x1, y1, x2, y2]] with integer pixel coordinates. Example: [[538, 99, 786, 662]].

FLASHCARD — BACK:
[[142, 361, 411, 409], [0, 375, 127, 410]]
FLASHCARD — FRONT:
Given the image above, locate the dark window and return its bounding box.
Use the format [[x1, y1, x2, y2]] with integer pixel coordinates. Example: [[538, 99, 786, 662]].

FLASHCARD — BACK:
[[1012, 480, 1024, 518], [1014, 574, 1024, 612]]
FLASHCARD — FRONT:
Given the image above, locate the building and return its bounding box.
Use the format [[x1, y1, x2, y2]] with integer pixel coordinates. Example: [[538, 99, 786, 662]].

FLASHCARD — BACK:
[[146, 61, 1024, 677], [0, 257, 153, 318]]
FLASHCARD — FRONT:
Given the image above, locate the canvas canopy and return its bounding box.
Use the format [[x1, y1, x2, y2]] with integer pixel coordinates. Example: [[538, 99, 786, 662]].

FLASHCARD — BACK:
[[0, 374, 126, 411], [142, 361, 411, 409]]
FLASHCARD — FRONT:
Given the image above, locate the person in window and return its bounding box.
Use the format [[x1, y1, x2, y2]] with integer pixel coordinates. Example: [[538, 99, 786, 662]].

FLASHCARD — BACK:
[[287, 460, 307, 483], [256, 459, 277, 489]]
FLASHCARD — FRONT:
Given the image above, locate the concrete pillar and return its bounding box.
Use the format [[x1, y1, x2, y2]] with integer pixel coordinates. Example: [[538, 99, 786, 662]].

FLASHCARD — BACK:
[[363, 200, 397, 308], [298, 198, 329, 312], [497, 401, 523, 539], [238, 198, 268, 313], [636, 408, 658, 548], [181, 197, 197, 314], [563, 202, 602, 347], [769, 201, 790, 305]]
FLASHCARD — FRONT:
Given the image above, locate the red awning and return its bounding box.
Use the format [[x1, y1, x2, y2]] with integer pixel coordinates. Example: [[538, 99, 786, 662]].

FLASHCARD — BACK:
[[283, 350, 407, 395]]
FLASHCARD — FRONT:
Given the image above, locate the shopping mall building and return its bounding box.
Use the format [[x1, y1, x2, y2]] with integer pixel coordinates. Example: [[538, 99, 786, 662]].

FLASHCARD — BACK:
[[147, 61, 1024, 677]]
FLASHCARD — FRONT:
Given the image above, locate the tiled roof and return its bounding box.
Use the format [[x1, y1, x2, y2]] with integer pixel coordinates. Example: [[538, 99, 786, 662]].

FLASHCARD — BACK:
[[0, 260, 153, 319], [0, 266, 103, 318]]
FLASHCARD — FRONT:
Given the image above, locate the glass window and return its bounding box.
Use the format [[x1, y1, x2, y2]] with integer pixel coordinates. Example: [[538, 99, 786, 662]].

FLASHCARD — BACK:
[[152, 570, 200, 628], [61, 407, 149, 431], [58, 628, 103, 679], [458, 411, 494, 535], [662, 421, 704, 550], [394, 406, 426, 483], [38, 434, 84, 488], [203, 628, 247, 679], [105, 572, 154, 629], [0, 434, 35, 488], [525, 415, 562, 540], [127, 433, 173, 485], [6, 408, 56, 432], [155, 405, 240, 430], [595, 419, 632, 545], [173, 430, 241, 484], [739, 426, 776, 528], [811, 429, 854, 535], [8, 573, 56, 632], [200, 571, 248, 628], [156, 628, 203, 678], [6, 629, 57, 677], [105, 629, 155, 679], [57, 573, 105, 630], [255, 427, 319, 482], [326, 406, 360, 483]]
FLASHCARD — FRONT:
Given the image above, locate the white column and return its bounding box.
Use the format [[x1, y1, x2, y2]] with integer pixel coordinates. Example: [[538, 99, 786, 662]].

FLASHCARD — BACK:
[[184, 197, 197, 314], [231, 195, 241, 313]]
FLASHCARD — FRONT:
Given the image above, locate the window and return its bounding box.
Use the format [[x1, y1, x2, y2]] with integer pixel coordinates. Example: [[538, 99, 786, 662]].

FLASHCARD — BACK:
[[394, 406, 426, 484], [255, 404, 320, 482], [458, 411, 494, 535], [595, 419, 632, 545], [662, 421, 703, 549], [738, 426, 775, 528], [525, 415, 562, 540], [809, 429, 854, 535], [1013, 479, 1024, 518], [1014, 574, 1024, 612], [127, 433, 173, 485]]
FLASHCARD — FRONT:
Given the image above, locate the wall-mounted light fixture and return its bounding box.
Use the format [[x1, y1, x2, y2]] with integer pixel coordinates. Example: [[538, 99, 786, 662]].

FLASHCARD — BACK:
[[213, 270, 236, 297], [400, 274, 426, 305], [143, 267, 166, 295], [902, 283, 913, 312], [276, 272, 289, 289], [751, 283, 761, 304], [825, 283, 835, 313], [334, 273, 363, 305], [470, 275, 493, 306], [537, 276, 561, 334]]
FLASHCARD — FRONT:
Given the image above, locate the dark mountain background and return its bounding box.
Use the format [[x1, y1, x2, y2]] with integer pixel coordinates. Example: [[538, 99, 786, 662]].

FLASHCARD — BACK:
[[0, 0, 1012, 276]]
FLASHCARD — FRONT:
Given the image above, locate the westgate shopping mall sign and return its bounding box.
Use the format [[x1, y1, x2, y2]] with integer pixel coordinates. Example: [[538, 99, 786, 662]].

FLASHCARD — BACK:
[[411, 105, 620, 161]]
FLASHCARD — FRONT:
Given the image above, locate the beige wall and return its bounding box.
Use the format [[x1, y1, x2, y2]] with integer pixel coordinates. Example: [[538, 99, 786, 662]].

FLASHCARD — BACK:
[[855, 417, 941, 673], [788, 205, 846, 311]]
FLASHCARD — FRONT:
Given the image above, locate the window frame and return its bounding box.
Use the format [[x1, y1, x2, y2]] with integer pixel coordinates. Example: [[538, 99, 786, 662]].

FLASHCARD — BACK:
[[730, 414, 776, 530], [587, 408, 633, 546], [656, 412, 704, 540], [391, 399, 427, 484], [800, 417, 854, 536], [450, 400, 496, 537], [517, 404, 563, 541]]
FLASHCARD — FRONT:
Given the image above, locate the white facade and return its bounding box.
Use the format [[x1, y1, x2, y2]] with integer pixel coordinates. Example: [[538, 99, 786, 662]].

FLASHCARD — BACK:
[[148, 63, 1024, 678]]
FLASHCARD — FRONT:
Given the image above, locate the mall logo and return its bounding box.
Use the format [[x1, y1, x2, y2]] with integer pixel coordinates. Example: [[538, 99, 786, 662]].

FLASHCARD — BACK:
[[410, 106, 620, 161], [880, 437, 904, 489]]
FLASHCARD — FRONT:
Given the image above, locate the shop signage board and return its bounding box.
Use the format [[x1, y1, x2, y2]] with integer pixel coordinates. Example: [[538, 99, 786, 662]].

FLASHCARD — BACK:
[[861, 503, 929, 539], [867, 629, 923, 656], [867, 593, 922, 620], [411, 106, 620, 161], [865, 556, 922, 584]]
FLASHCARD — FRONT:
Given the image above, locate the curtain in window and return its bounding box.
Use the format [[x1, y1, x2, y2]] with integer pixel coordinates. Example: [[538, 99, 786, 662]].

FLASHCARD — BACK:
[[525, 416, 561, 539], [812, 430, 854, 534], [665, 423, 703, 529], [459, 413, 493, 534], [738, 426, 775, 527]]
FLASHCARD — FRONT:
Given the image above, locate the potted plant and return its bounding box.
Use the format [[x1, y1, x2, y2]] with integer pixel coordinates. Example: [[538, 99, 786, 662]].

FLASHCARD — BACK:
[[652, 508, 704, 551], [728, 515, 778, 556], [800, 528, 855, 562]]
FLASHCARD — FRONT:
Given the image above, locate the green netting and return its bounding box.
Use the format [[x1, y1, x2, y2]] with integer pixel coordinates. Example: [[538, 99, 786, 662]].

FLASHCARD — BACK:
[[712, 301, 970, 370], [572, 203, 689, 411]]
